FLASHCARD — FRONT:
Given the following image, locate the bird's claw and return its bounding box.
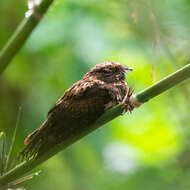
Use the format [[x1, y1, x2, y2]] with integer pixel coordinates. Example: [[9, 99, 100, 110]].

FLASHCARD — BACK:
[[122, 85, 135, 115]]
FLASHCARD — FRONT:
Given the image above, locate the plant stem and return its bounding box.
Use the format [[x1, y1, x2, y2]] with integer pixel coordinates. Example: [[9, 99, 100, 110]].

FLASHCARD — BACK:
[[135, 63, 190, 103], [0, 0, 54, 74], [5, 107, 22, 172], [0, 64, 189, 187]]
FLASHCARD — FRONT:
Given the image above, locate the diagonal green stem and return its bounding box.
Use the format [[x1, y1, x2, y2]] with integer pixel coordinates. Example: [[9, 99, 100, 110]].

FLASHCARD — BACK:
[[0, 0, 54, 74], [135, 63, 190, 103], [0, 64, 189, 187]]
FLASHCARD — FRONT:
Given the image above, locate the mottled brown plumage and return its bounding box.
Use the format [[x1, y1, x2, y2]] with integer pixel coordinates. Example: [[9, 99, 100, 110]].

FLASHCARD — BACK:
[[20, 62, 133, 159]]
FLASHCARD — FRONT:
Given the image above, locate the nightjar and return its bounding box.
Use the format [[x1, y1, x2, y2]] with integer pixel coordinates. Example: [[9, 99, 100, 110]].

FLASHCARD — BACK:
[[20, 61, 133, 159]]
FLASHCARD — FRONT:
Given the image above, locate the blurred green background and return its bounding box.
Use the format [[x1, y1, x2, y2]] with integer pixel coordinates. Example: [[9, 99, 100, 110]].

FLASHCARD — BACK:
[[0, 0, 190, 189]]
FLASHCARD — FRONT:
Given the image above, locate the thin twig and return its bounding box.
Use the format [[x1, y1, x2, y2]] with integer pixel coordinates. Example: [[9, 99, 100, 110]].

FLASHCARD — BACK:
[[146, 0, 160, 82], [5, 107, 22, 172], [0, 133, 7, 176]]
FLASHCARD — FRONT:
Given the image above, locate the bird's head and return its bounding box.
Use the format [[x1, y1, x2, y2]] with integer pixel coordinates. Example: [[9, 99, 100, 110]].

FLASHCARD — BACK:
[[83, 62, 132, 83]]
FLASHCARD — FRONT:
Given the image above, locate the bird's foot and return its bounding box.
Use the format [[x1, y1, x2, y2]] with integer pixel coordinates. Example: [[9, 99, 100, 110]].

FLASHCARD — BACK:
[[122, 85, 135, 115]]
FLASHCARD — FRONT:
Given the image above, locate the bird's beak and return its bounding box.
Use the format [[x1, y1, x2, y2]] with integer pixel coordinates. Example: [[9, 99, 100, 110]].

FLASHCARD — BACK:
[[124, 66, 133, 72]]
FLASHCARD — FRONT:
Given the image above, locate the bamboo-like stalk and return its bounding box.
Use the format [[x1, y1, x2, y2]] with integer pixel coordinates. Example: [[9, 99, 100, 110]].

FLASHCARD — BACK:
[[0, 0, 54, 74], [0, 64, 189, 187], [135, 63, 190, 103]]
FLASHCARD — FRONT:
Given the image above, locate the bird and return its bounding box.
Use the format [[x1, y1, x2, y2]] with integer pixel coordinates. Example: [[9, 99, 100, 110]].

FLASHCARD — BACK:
[[20, 61, 133, 160]]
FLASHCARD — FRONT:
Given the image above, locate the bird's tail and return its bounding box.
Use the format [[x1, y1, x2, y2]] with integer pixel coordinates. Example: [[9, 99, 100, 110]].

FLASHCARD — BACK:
[[19, 120, 48, 160]]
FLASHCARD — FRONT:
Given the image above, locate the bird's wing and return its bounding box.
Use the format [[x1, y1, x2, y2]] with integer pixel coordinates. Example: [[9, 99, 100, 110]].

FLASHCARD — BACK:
[[47, 80, 111, 117], [20, 80, 113, 159]]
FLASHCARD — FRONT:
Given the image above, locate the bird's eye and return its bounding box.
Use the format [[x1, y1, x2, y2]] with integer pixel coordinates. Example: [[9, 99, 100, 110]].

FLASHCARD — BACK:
[[103, 69, 112, 74]]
